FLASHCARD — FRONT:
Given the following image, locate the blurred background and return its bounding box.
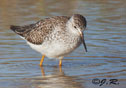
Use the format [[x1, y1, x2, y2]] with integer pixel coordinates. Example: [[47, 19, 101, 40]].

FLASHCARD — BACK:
[[0, 0, 126, 88]]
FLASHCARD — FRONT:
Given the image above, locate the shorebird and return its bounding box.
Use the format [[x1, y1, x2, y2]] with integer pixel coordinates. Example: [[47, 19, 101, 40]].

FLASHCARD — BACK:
[[10, 14, 87, 66]]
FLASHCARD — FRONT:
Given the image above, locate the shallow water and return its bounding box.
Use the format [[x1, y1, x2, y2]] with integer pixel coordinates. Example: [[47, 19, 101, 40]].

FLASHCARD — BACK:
[[0, 0, 126, 88]]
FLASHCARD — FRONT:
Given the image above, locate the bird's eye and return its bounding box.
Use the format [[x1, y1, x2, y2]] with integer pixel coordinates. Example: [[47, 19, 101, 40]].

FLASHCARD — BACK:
[[74, 26, 77, 29]]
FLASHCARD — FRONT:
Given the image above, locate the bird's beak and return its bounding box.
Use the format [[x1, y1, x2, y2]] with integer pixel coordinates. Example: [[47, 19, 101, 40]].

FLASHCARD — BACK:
[[78, 28, 87, 52]]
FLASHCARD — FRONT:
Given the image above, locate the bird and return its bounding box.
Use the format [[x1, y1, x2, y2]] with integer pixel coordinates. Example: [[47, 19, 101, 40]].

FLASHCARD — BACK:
[[10, 14, 87, 66]]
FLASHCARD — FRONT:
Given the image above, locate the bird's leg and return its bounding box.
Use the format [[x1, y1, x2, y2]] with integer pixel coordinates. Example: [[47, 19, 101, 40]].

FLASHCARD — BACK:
[[40, 55, 45, 66], [59, 59, 62, 66], [59, 64, 62, 72], [59, 57, 64, 66]]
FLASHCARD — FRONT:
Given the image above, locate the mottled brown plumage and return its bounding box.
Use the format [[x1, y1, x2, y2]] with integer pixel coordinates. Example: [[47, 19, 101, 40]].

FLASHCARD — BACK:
[[11, 16, 70, 44]]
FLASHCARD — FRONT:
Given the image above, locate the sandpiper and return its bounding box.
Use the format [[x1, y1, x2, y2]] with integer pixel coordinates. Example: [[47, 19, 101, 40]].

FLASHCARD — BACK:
[[10, 14, 87, 66]]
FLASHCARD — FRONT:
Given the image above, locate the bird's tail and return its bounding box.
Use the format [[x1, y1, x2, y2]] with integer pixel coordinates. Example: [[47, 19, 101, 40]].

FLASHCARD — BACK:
[[10, 25, 21, 32], [10, 25, 27, 36]]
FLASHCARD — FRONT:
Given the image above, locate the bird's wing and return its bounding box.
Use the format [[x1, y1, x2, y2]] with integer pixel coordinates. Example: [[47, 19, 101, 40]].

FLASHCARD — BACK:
[[25, 16, 70, 45], [10, 16, 70, 45]]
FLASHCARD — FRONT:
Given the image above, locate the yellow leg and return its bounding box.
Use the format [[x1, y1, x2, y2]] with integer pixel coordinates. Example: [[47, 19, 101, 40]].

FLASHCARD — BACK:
[[59, 59, 62, 66], [40, 55, 45, 66]]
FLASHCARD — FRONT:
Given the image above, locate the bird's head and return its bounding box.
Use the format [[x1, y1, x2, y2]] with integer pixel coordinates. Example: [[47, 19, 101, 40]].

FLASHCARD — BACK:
[[67, 14, 87, 52]]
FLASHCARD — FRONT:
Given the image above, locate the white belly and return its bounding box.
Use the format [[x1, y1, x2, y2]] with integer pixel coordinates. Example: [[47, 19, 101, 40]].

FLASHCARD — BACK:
[[27, 37, 80, 58], [27, 40, 79, 59]]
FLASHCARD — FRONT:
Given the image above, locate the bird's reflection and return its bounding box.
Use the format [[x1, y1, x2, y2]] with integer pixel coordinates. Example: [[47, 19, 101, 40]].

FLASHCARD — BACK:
[[31, 66, 85, 88]]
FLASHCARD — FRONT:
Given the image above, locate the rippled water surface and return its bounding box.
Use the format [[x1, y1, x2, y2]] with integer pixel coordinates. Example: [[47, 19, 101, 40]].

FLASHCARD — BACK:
[[0, 0, 126, 88]]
